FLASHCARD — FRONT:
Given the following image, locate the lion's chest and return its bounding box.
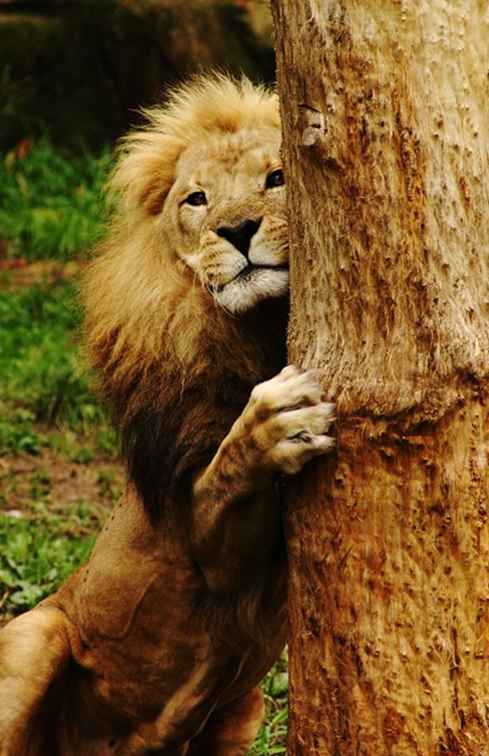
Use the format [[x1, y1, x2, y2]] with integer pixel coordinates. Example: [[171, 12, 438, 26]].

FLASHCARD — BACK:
[[58, 493, 286, 750]]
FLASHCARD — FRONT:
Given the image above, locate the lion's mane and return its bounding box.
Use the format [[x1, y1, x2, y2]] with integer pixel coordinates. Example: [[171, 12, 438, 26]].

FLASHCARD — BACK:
[[82, 76, 287, 519]]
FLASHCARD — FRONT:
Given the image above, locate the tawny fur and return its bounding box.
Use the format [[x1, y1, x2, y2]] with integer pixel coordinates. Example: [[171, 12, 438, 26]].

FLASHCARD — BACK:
[[83, 75, 282, 416], [0, 75, 334, 755]]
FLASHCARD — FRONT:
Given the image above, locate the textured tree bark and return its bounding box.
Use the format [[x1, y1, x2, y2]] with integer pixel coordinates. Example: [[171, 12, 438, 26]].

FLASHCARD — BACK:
[[271, 2, 489, 753]]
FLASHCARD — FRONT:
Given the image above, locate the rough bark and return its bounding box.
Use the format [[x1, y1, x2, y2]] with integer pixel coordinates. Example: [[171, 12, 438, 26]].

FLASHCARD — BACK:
[[271, 1, 489, 753]]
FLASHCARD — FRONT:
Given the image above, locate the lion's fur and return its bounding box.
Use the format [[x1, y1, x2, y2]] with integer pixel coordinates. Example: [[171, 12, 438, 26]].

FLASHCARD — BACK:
[[82, 74, 287, 518], [83, 75, 280, 406], [0, 75, 291, 755]]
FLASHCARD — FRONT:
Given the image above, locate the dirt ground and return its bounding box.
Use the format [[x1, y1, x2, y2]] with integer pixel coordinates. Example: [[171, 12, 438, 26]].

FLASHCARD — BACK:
[[0, 448, 124, 516]]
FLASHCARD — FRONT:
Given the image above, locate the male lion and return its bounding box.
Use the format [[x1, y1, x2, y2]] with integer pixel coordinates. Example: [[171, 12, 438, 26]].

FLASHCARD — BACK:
[[0, 75, 334, 755]]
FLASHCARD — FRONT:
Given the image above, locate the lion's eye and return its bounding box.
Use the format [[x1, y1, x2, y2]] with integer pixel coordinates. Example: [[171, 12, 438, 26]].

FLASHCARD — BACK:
[[185, 191, 207, 206], [265, 169, 285, 189]]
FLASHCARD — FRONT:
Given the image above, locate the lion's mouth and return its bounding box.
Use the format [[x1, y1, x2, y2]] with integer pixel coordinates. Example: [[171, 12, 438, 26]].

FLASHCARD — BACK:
[[214, 264, 288, 292], [238, 264, 288, 279]]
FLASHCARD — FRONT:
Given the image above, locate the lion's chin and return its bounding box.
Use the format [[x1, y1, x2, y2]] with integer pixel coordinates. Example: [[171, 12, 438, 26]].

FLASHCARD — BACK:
[[214, 268, 289, 314]]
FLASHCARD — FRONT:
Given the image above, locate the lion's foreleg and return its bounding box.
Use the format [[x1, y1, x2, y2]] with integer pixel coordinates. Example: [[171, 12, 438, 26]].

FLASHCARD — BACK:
[[190, 366, 335, 594]]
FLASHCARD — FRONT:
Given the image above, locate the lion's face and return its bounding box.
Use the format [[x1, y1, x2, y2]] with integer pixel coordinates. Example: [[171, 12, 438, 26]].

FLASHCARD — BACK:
[[161, 127, 288, 314]]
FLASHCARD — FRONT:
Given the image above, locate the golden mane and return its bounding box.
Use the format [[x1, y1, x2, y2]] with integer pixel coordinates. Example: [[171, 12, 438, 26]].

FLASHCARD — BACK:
[[82, 75, 280, 412], [113, 73, 280, 218], [81, 74, 285, 518]]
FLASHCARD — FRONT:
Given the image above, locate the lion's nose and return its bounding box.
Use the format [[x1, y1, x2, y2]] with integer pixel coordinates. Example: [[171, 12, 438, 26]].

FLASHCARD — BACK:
[[216, 218, 262, 257]]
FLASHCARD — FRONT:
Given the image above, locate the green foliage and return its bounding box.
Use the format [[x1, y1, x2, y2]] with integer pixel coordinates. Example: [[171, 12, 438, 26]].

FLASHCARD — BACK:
[[0, 411, 42, 455], [250, 705, 288, 755], [0, 138, 112, 261], [250, 661, 288, 754], [0, 282, 112, 451], [0, 501, 103, 612]]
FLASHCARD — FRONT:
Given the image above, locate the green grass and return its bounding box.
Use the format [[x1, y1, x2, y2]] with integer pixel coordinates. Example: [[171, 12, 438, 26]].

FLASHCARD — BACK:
[[0, 138, 111, 261], [0, 500, 104, 612], [251, 667, 288, 754], [0, 281, 117, 456]]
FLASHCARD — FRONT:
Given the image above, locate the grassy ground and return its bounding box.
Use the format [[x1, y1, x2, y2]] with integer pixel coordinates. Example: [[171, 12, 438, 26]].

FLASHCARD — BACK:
[[0, 139, 287, 753]]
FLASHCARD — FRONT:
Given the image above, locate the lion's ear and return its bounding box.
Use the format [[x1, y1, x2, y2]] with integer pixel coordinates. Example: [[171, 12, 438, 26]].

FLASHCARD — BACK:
[[110, 134, 185, 217]]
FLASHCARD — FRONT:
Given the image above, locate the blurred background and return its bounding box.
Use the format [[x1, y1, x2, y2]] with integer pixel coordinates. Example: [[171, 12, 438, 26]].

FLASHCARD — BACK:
[[0, 0, 275, 151], [0, 2, 288, 752]]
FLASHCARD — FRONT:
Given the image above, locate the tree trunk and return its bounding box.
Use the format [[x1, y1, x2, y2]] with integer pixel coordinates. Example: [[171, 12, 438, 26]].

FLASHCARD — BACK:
[[271, 1, 489, 753]]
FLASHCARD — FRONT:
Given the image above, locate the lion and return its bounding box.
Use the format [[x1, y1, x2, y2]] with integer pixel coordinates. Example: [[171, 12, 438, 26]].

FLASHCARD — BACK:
[[0, 75, 335, 755]]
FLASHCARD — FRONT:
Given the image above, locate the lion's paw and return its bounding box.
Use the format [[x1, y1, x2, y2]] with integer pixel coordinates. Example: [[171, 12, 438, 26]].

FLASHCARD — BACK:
[[243, 365, 335, 475]]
